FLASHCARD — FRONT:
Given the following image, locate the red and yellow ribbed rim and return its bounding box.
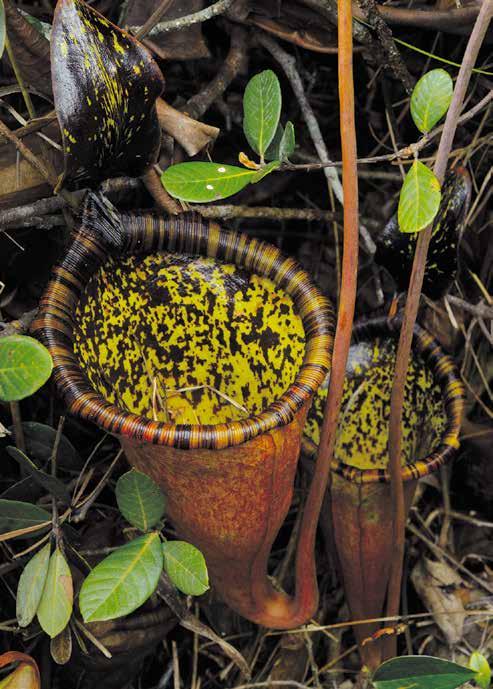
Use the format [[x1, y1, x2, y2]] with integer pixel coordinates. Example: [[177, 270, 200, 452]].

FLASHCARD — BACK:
[[33, 196, 335, 450], [306, 314, 465, 485]]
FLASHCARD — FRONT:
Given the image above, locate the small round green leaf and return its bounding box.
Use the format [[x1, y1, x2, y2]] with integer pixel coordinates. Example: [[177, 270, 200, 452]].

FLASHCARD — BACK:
[[243, 70, 282, 157], [0, 1, 5, 59], [0, 499, 51, 538], [398, 160, 441, 234], [115, 469, 165, 532], [373, 656, 475, 689], [469, 652, 491, 689], [0, 335, 53, 402], [162, 540, 209, 596], [411, 69, 453, 134], [37, 548, 73, 638], [162, 162, 256, 203], [79, 532, 163, 622], [17, 543, 51, 627]]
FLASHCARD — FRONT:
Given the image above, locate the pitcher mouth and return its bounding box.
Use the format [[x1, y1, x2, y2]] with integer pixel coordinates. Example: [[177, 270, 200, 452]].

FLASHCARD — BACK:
[[305, 314, 465, 485], [33, 201, 334, 450]]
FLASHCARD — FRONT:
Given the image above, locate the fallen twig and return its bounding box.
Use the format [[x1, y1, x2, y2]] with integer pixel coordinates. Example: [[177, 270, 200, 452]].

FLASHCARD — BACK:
[[133, 0, 175, 39], [195, 204, 339, 222], [446, 295, 493, 320], [132, 0, 236, 36]]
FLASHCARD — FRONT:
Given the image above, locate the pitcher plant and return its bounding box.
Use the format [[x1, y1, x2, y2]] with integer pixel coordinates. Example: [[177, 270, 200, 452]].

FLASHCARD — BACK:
[[33, 193, 334, 628], [304, 314, 464, 668]]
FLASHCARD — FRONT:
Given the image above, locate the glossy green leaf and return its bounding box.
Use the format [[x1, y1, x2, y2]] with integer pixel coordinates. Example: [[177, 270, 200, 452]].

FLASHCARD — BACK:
[[37, 548, 73, 638], [411, 69, 453, 134], [243, 70, 282, 158], [51, 0, 164, 187], [0, 500, 50, 538], [16, 543, 51, 627], [469, 652, 491, 689], [115, 469, 165, 532], [6, 447, 71, 502], [372, 656, 475, 689], [79, 532, 163, 622], [0, 1, 5, 59], [251, 160, 280, 184], [162, 541, 209, 596], [162, 162, 256, 203], [279, 121, 296, 160], [398, 160, 441, 234], [0, 336, 52, 402]]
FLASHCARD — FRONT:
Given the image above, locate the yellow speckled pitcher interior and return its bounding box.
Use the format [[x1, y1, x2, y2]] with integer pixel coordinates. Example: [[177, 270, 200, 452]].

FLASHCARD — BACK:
[[74, 253, 306, 425], [305, 337, 446, 471]]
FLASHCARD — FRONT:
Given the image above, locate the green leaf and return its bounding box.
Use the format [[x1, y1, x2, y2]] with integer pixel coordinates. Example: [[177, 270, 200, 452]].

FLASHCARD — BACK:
[[0, 336, 52, 402], [79, 532, 163, 622], [115, 469, 165, 532], [264, 121, 295, 162], [372, 656, 475, 689], [398, 160, 441, 234], [37, 548, 73, 638], [469, 652, 491, 689], [6, 447, 71, 502], [251, 160, 280, 184], [279, 121, 296, 160], [0, 1, 5, 60], [243, 70, 282, 158], [162, 162, 256, 203], [0, 500, 51, 538], [162, 541, 209, 596], [16, 543, 51, 627], [411, 69, 453, 134]]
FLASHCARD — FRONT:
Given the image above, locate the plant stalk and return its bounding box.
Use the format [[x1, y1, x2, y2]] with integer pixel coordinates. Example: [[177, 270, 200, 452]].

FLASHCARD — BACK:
[[293, 0, 359, 619], [384, 0, 493, 660], [10, 401, 25, 453]]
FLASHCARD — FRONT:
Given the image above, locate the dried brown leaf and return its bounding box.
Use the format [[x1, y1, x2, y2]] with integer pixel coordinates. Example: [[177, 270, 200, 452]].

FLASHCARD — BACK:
[[3, 0, 52, 96], [411, 557, 466, 645]]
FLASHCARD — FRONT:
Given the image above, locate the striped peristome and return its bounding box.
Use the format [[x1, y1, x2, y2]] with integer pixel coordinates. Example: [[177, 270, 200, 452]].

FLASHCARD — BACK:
[[33, 193, 334, 451]]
